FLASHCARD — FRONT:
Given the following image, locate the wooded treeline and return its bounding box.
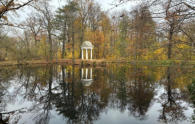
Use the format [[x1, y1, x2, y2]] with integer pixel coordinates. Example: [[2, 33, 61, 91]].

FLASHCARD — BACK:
[[0, 0, 194, 62]]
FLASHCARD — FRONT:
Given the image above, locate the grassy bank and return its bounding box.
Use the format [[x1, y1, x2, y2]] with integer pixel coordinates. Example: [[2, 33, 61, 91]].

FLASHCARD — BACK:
[[0, 59, 106, 66], [0, 59, 195, 67]]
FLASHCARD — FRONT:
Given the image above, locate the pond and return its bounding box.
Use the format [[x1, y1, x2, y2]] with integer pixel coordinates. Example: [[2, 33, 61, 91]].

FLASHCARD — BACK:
[[0, 64, 195, 124]]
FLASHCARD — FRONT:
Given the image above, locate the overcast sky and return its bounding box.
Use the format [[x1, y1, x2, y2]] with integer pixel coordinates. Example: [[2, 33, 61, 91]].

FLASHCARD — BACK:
[[50, 0, 119, 10], [49, 0, 140, 12]]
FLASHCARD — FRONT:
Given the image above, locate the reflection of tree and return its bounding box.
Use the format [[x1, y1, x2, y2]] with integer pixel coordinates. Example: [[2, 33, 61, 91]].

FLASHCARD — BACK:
[[1, 66, 57, 124], [188, 78, 195, 123], [0, 67, 21, 124], [0, 65, 106, 124], [54, 65, 78, 121], [159, 67, 186, 123], [128, 66, 155, 120], [53, 65, 104, 124], [107, 65, 155, 120], [35, 66, 54, 124], [116, 67, 127, 112]]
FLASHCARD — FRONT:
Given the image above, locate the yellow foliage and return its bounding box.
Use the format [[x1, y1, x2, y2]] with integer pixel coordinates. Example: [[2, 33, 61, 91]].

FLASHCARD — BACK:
[[176, 44, 189, 49], [153, 48, 166, 60], [37, 35, 49, 59]]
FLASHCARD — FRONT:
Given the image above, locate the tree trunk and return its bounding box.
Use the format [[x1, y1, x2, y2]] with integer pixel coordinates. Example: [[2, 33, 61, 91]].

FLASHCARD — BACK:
[[48, 31, 53, 61], [72, 23, 75, 64], [48, 20, 53, 61], [62, 39, 65, 59], [80, 20, 85, 58], [168, 29, 173, 59], [61, 22, 67, 59]]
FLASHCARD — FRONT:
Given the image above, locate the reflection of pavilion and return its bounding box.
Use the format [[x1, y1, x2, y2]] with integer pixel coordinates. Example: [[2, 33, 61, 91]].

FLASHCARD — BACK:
[[81, 68, 93, 87]]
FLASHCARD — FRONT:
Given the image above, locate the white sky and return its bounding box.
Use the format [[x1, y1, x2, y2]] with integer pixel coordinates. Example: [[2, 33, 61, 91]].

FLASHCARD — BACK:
[[49, 0, 139, 12]]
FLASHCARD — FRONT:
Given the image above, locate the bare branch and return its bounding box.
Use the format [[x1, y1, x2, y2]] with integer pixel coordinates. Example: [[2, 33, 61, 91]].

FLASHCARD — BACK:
[[0, 0, 35, 20]]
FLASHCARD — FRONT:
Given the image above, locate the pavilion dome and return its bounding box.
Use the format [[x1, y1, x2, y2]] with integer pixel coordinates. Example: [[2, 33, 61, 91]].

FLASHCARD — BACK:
[[81, 41, 94, 48]]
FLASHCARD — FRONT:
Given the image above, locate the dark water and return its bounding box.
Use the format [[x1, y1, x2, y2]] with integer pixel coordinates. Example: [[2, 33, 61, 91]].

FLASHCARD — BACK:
[[0, 64, 195, 124]]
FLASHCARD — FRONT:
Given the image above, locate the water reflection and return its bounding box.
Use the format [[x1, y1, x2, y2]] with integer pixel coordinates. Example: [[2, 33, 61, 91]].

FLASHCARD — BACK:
[[188, 78, 195, 123], [81, 68, 93, 87], [0, 65, 194, 124], [158, 67, 188, 123], [128, 67, 155, 120]]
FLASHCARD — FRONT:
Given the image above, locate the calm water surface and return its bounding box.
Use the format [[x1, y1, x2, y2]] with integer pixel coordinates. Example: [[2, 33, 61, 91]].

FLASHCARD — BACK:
[[0, 64, 195, 124]]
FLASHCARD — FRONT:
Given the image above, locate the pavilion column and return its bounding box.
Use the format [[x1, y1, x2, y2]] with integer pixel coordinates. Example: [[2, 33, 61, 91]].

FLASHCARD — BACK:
[[86, 68, 88, 79], [81, 48, 84, 60], [90, 68, 92, 79], [91, 48, 93, 60], [81, 68, 84, 79], [86, 49, 88, 60]]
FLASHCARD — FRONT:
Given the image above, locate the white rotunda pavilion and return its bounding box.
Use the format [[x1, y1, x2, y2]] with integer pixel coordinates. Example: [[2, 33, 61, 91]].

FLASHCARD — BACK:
[[81, 41, 94, 60]]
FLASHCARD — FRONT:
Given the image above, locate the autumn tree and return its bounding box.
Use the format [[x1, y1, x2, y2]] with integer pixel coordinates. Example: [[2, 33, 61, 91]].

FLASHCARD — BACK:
[[99, 12, 111, 58], [118, 11, 130, 57], [56, 1, 79, 62], [116, 0, 195, 60], [160, 0, 194, 59], [182, 20, 195, 59], [55, 1, 79, 59], [131, 4, 156, 59], [85, 2, 104, 58], [55, 6, 69, 59], [76, 0, 90, 44]]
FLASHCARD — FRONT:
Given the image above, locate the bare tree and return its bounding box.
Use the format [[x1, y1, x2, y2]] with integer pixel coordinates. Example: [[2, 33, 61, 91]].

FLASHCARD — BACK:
[[24, 13, 43, 46], [162, 0, 194, 59], [0, 0, 36, 24], [35, 1, 54, 60]]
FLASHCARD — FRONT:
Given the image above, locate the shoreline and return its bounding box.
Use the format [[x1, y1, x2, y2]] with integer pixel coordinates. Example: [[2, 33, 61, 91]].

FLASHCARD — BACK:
[[0, 59, 106, 66], [0, 59, 195, 67]]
